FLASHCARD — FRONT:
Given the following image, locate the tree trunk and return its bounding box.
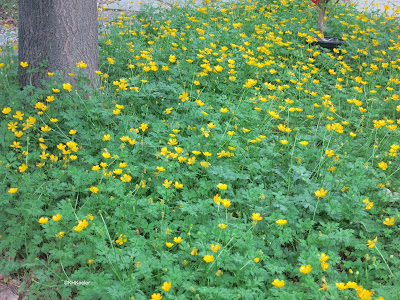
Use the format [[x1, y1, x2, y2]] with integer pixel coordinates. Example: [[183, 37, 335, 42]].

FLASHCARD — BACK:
[[18, 0, 99, 88]]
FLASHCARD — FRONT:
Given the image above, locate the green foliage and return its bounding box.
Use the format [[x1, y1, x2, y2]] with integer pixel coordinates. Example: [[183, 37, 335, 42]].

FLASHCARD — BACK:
[[1, 0, 400, 299]]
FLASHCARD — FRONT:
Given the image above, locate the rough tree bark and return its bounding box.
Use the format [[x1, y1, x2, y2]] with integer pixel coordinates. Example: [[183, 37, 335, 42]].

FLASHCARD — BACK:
[[18, 0, 99, 88]]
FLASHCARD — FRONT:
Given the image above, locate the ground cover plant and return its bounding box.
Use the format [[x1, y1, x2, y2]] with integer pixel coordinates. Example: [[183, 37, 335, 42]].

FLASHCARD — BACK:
[[1, 0, 400, 299]]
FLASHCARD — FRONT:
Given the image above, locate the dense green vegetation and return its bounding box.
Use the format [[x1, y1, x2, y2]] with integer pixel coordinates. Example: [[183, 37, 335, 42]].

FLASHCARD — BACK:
[[1, 0, 399, 299]]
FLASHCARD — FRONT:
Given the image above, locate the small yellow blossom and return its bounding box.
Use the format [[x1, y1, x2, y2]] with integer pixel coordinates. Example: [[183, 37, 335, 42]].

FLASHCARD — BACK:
[[173, 237, 182, 243], [217, 183, 227, 190], [151, 293, 162, 300], [38, 217, 49, 224], [8, 188, 18, 194], [203, 254, 214, 263], [90, 186, 99, 193], [210, 244, 221, 253], [191, 247, 198, 256], [272, 279, 285, 288], [300, 265, 312, 274], [367, 237, 377, 248], [63, 83, 72, 92], [276, 219, 287, 225], [383, 217, 395, 226], [55, 232, 65, 239], [252, 213, 263, 221], [2, 107, 11, 114], [52, 214, 62, 221], [336, 282, 348, 290], [315, 188, 328, 198], [162, 282, 172, 292], [165, 242, 174, 248], [378, 161, 387, 170]]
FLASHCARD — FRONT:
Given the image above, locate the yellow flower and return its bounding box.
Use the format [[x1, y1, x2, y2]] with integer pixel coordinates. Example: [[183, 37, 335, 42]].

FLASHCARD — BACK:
[[90, 186, 99, 193], [272, 279, 285, 288], [378, 161, 387, 170], [179, 91, 189, 102], [220, 108, 229, 113], [336, 282, 348, 290], [383, 217, 395, 226], [218, 224, 227, 229], [243, 78, 257, 88], [221, 199, 231, 208], [120, 174, 132, 182], [299, 265, 312, 274], [280, 140, 288, 145], [2, 107, 11, 114], [200, 161, 210, 168], [203, 254, 214, 263], [74, 219, 89, 232], [8, 188, 18, 194], [52, 88, 60, 93], [102, 134, 111, 141], [254, 257, 260, 263], [139, 123, 148, 131], [52, 214, 62, 221], [63, 83, 72, 92], [315, 188, 328, 198], [217, 183, 227, 190], [151, 293, 162, 300], [19, 164, 28, 173], [165, 242, 174, 248], [252, 213, 263, 221], [163, 179, 172, 188], [76, 61, 87, 68], [169, 55, 177, 63], [210, 244, 221, 253], [102, 152, 111, 159], [276, 219, 287, 225], [55, 232, 65, 239], [299, 141, 309, 146], [325, 149, 335, 157], [367, 237, 377, 248], [10, 141, 21, 148], [107, 57, 115, 64], [174, 181, 183, 189], [41, 125, 51, 132], [38, 217, 49, 224], [191, 247, 198, 256], [173, 237, 182, 243], [115, 234, 127, 245], [20, 61, 29, 68], [162, 282, 172, 292], [321, 261, 329, 271]]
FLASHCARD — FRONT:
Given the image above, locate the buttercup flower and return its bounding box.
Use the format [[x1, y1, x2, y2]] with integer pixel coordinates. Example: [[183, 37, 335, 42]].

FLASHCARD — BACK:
[[203, 254, 214, 263], [162, 282, 172, 292], [52, 214, 62, 221], [173, 237, 182, 243], [217, 183, 227, 190], [151, 293, 162, 300], [272, 279, 285, 287], [252, 213, 263, 221], [300, 265, 312, 274], [367, 237, 377, 248], [315, 188, 328, 198], [38, 217, 49, 224], [276, 219, 287, 225], [383, 217, 395, 226]]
